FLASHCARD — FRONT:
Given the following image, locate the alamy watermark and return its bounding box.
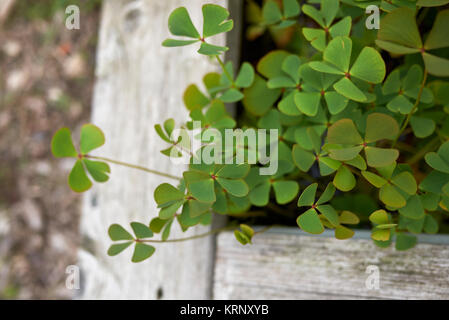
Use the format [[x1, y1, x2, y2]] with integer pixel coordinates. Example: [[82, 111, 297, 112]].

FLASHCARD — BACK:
[[365, 5, 380, 30], [65, 5, 80, 30], [365, 265, 380, 290], [66, 265, 80, 290]]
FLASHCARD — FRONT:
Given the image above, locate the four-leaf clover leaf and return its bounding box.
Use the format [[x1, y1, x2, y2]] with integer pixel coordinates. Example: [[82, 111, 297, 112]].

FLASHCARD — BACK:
[[376, 8, 449, 77], [296, 182, 339, 234], [262, 0, 301, 29], [51, 124, 110, 193], [382, 64, 433, 114], [183, 163, 250, 203], [302, 0, 352, 51], [310, 36, 386, 102], [162, 4, 234, 56], [108, 223, 156, 263], [326, 113, 399, 168]]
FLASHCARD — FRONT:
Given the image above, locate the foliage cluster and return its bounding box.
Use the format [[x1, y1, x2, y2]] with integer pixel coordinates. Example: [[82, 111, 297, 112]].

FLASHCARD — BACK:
[[52, 0, 449, 262]]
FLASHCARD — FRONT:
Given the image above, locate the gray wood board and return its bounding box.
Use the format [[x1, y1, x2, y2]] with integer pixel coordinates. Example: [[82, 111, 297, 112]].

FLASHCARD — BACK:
[[214, 228, 449, 299]]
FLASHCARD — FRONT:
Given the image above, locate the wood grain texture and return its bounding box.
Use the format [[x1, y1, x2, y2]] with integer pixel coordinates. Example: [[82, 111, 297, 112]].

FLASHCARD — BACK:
[[78, 0, 238, 300], [214, 229, 449, 300]]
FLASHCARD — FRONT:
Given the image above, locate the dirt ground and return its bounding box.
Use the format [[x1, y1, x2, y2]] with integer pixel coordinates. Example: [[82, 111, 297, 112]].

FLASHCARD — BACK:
[[0, 1, 101, 299]]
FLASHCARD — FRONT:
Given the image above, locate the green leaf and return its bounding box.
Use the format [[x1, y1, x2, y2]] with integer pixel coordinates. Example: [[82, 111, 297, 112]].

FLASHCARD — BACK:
[[382, 69, 401, 95], [162, 219, 173, 241], [297, 208, 324, 234], [295, 92, 321, 116], [422, 53, 449, 77], [370, 209, 389, 224], [167, 7, 200, 39], [333, 165, 356, 192], [292, 145, 316, 172], [68, 160, 92, 193], [273, 180, 299, 204], [130, 222, 154, 239], [424, 215, 439, 234], [107, 242, 133, 256], [303, 28, 326, 51], [162, 39, 199, 47], [302, 4, 324, 28], [417, 0, 449, 6], [83, 159, 110, 183], [425, 152, 449, 173], [324, 91, 348, 115], [424, 9, 449, 50], [362, 171, 387, 188], [350, 48, 385, 84], [132, 243, 156, 263], [322, 0, 339, 26], [333, 77, 367, 102], [399, 195, 425, 220], [184, 84, 210, 111], [372, 229, 391, 241], [51, 128, 77, 158], [387, 95, 415, 114], [329, 146, 363, 161], [109, 224, 134, 241], [216, 164, 250, 179], [335, 225, 355, 240], [309, 61, 344, 75], [410, 116, 435, 138], [297, 183, 317, 207], [80, 124, 105, 154], [365, 147, 399, 168], [257, 50, 290, 78], [317, 204, 339, 227], [263, 1, 282, 24], [380, 184, 406, 208], [220, 89, 244, 102], [395, 233, 417, 251], [329, 16, 351, 38], [184, 172, 215, 202], [249, 181, 271, 206], [345, 154, 367, 171], [283, 0, 301, 18], [216, 178, 249, 197], [377, 8, 422, 50], [339, 211, 360, 225], [243, 75, 281, 116], [202, 4, 233, 38], [234, 230, 250, 245], [317, 183, 336, 205], [391, 171, 417, 195], [327, 119, 363, 145], [198, 42, 229, 55], [282, 55, 302, 83], [149, 218, 168, 234], [240, 224, 255, 239], [235, 62, 255, 88], [375, 40, 420, 55], [324, 36, 352, 72], [365, 113, 399, 143], [154, 183, 185, 206]]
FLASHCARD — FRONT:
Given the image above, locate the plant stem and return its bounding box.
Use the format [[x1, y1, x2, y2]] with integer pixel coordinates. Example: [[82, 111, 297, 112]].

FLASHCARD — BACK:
[[86, 155, 181, 181], [392, 70, 428, 148], [140, 225, 236, 243], [407, 135, 440, 165], [216, 55, 234, 85]]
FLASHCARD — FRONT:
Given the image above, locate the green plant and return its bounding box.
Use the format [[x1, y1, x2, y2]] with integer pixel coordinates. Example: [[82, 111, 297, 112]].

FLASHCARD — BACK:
[[52, 1, 449, 262]]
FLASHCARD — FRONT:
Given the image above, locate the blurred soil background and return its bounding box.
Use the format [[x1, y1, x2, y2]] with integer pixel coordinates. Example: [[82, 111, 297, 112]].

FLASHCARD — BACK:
[[0, 0, 101, 299]]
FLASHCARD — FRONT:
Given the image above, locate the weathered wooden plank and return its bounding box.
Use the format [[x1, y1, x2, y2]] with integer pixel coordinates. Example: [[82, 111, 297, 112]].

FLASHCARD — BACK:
[[78, 0, 238, 300], [214, 228, 449, 300]]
